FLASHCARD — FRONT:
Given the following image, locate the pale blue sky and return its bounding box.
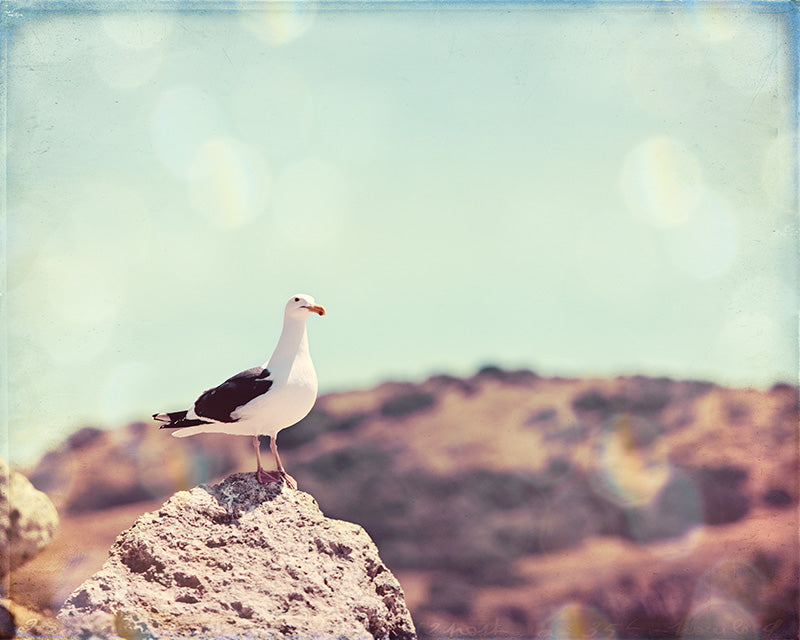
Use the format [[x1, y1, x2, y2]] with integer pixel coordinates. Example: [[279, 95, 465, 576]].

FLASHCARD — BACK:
[[3, 2, 798, 465]]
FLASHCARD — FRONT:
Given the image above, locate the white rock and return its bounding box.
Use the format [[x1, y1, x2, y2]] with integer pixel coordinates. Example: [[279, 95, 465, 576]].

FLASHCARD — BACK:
[[0, 457, 59, 577], [58, 473, 417, 640]]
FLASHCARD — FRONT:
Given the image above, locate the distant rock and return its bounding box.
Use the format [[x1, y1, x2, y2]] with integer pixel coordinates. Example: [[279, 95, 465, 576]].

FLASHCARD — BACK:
[[58, 473, 417, 640], [27, 422, 241, 515], [0, 457, 59, 577]]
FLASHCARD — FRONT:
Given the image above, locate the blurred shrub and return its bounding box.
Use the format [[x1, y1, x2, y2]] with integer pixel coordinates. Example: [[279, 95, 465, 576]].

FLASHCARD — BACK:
[[572, 390, 614, 414], [625, 470, 703, 542], [280, 409, 368, 449], [685, 379, 715, 397], [526, 407, 558, 424], [379, 392, 436, 418], [297, 452, 628, 584], [424, 577, 474, 617], [476, 365, 506, 379], [724, 401, 750, 425], [572, 384, 671, 418], [476, 365, 538, 385], [427, 374, 478, 395], [543, 422, 590, 444], [332, 413, 368, 432], [690, 465, 750, 525], [763, 488, 793, 508], [279, 409, 335, 449], [67, 483, 153, 514], [66, 426, 105, 451]]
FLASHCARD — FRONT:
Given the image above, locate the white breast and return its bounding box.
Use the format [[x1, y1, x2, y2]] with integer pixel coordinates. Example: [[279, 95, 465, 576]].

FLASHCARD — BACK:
[[233, 359, 318, 437]]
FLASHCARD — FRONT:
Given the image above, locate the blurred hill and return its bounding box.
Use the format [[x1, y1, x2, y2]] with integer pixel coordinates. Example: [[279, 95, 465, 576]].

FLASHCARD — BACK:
[[10, 368, 799, 639]]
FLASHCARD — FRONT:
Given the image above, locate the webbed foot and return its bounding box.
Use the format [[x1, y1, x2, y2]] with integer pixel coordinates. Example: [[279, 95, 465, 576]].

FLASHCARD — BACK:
[[256, 468, 297, 489]]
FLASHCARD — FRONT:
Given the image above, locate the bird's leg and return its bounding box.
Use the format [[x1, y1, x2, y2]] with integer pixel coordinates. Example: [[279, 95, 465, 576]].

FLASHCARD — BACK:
[[254, 435, 278, 485], [270, 435, 298, 490], [253, 435, 296, 488]]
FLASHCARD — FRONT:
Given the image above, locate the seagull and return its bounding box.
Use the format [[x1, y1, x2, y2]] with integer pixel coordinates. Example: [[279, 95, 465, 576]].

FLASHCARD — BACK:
[[153, 294, 326, 489]]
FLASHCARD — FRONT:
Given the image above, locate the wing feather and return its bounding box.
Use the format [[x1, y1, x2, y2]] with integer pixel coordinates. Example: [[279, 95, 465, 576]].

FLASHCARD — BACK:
[[193, 367, 273, 422]]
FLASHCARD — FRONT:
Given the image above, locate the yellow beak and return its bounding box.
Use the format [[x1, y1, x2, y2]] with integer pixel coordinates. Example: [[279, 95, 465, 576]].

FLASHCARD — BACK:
[[303, 304, 326, 316]]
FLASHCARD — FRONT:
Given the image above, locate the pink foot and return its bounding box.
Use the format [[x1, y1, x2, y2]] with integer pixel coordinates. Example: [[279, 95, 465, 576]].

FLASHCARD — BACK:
[[256, 468, 297, 489], [282, 472, 298, 490]]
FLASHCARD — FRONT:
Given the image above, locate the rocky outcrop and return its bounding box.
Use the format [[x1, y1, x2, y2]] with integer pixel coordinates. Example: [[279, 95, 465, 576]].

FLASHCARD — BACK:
[[0, 457, 59, 578], [58, 473, 417, 640]]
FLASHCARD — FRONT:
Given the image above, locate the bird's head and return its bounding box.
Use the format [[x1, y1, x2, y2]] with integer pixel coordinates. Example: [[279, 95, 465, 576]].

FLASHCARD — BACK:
[[286, 293, 326, 318]]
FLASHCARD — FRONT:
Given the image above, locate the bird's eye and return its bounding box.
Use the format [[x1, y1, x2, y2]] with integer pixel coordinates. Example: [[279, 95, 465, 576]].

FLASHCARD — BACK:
[[294, 297, 300, 302]]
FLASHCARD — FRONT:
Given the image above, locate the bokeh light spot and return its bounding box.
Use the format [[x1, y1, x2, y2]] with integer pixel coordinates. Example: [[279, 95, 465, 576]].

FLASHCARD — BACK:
[[542, 602, 617, 639], [680, 599, 758, 640], [596, 414, 670, 508], [137, 436, 208, 498], [697, 559, 766, 611], [626, 467, 704, 544], [101, 13, 174, 50], [239, 0, 315, 46], [95, 13, 174, 88], [673, 4, 745, 43], [188, 136, 272, 229], [619, 136, 704, 228]]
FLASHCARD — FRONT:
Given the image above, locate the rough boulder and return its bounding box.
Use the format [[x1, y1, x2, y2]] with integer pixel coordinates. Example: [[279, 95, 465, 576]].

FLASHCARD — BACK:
[[0, 457, 59, 578], [58, 473, 417, 640]]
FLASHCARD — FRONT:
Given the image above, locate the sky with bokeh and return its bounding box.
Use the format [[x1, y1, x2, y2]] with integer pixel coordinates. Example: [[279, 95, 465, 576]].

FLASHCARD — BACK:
[[3, 1, 798, 466]]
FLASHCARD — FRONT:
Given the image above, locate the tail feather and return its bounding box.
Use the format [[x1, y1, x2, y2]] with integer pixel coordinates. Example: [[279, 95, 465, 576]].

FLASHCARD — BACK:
[[153, 410, 211, 429], [153, 410, 187, 423]]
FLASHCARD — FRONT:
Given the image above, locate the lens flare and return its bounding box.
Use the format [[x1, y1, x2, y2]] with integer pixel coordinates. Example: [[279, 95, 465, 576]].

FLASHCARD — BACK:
[[595, 414, 670, 508], [136, 434, 210, 498], [697, 559, 766, 611], [95, 13, 173, 89], [675, 7, 780, 98], [673, 4, 744, 43], [619, 136, 703, 228], [542, 602, 617, 640], [679, 599, 758, 640], [188, 136, 272, 229], [625, 467, 704, 544], [101, 12, 174, 50], [239, 0, 315, 46]]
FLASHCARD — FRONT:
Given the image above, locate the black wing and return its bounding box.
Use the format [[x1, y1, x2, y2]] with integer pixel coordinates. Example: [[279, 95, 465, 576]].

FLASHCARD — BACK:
[[193, 366, 273, 422]]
